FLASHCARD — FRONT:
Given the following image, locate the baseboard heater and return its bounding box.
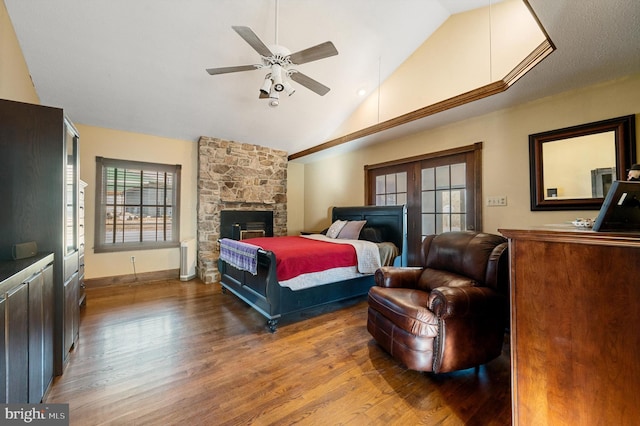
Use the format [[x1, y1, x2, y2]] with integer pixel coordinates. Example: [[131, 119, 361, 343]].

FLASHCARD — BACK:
[[180, 238, 197, 281]]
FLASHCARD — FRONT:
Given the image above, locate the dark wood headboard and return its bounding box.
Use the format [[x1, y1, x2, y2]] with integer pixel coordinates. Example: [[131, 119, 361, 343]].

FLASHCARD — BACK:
[[332, 205, 407, 266]]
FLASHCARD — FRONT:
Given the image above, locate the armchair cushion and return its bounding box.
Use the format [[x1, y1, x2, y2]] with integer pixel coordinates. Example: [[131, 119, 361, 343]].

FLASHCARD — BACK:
[[417, 268, 477, 292]]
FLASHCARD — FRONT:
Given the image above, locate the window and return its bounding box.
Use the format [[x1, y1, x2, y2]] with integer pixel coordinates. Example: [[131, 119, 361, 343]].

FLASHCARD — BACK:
[[95, 157, 181, 253], [366, 143, 482, 265]]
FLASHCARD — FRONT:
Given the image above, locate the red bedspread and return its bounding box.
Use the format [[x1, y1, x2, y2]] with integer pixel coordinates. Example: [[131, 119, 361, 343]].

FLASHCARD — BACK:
[[244, 236, 357, 281]]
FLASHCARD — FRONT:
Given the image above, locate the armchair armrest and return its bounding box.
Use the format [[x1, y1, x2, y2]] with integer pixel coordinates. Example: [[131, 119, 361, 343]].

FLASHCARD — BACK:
[[374, 266, 423, 289], [428, 286, 506, 319], [428, 285, 509, 373]]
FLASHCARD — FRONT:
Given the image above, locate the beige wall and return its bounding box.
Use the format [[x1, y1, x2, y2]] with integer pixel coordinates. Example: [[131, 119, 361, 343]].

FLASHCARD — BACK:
[[0, 0, 39, 103], [1, 0, 199, 280], [330, 0, 545, 140], [297, 73, 640, 234], [77, 124, 197, 279], [286, 162, 305, 235]]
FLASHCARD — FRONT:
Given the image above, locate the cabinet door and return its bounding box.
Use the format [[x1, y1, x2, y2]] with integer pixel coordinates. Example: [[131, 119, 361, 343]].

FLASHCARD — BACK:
[[63, 272, 79, 357], [0, 296, 5, 403], [28, 271, 44, 403], [42, 263, 54, 394], [6, 283, 29, 403]]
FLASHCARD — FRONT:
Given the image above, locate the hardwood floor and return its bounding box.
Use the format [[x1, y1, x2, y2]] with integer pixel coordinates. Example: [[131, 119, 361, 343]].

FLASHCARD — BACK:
[[45, 279, 512, 425]]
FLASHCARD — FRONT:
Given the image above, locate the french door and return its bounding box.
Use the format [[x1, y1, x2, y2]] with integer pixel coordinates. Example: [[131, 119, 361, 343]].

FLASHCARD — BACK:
[[366, 143, 482, 265]]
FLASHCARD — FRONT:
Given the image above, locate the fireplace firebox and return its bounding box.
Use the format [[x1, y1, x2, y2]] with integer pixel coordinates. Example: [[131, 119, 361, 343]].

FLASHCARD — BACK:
[[220, 210, 274, 240]]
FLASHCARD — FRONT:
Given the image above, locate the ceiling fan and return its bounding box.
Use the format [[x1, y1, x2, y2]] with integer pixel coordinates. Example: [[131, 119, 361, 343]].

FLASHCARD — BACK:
[[206, 23, 338, 107]]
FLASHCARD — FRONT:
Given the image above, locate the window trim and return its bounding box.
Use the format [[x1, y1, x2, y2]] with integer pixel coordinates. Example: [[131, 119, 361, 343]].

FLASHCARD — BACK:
[[94, 156, 181, 253]]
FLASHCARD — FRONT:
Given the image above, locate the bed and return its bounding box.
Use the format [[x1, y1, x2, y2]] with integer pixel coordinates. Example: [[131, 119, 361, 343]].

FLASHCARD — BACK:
[[218, 205, 407, 331]]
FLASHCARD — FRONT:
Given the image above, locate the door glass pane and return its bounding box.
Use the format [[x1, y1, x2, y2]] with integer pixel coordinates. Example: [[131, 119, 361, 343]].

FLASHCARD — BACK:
[[397, 172, 407, 193], [386, 174, 397, 193], [451, 163, 466, 188], [376, 175, 385, 194], [450, 189, 466, 213], [422, 214, 435, 235], [435, 166, 450, 189], [422, 191, 435, 213], [385, 194, 396, 205], [436, 190, 450, 213], [450, 214, 466, 232], [422, 168, 435, 190], [436, 213, 450, 233], [65, 126, 78, 255]]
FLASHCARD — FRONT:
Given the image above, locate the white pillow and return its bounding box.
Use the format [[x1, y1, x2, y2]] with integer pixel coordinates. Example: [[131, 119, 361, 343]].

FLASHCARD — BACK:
[[337, 220, 367, 239], [325, 220, 347, 238]]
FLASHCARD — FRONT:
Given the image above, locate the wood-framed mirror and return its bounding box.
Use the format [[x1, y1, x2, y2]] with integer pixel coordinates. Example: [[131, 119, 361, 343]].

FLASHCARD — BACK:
[[529, 114, 636, 211]]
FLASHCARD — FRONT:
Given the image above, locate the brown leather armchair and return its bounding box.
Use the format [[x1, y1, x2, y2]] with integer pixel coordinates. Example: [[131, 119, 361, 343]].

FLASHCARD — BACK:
[[367, 231, 509, 373]]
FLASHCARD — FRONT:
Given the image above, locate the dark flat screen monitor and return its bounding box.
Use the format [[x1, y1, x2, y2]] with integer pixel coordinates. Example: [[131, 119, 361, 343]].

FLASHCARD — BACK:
[[592, 181, 640, 232]]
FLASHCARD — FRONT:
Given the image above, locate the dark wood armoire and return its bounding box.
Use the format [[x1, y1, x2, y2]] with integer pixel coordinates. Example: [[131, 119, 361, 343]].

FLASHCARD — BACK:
[[0, 98, 81, 388]]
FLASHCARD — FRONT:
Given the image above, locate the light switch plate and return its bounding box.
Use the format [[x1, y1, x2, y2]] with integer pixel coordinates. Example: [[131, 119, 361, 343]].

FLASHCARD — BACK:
[[487, 195, 507, 206]]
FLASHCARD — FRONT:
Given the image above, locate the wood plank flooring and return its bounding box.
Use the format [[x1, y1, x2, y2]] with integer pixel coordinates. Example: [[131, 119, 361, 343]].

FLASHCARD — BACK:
[[45, 279, 512, 425]]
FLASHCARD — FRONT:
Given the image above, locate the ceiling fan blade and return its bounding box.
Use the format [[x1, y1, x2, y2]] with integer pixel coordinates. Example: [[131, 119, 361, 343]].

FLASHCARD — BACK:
[[288, 41, 338, 65], [206, 65, 258, 75], [289, 72, 331, 96], [232, 26, 273, 57]]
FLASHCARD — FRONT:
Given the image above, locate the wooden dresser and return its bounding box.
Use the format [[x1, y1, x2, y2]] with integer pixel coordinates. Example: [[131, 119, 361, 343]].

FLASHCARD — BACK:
[[499, 226, 640, 425]]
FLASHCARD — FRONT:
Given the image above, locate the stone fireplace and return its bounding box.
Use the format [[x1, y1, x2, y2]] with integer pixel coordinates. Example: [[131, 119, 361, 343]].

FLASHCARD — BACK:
[[197, 137, 287, 283]]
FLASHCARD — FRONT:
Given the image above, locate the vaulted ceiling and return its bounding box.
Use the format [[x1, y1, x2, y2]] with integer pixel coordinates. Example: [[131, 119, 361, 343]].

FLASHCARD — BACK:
[[6, 0, 640, 160]]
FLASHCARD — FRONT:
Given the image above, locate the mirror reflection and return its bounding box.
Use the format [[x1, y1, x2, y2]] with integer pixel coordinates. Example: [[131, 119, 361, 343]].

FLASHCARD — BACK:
[[529, 115, 636, 211], [542, 131, 616, 200]]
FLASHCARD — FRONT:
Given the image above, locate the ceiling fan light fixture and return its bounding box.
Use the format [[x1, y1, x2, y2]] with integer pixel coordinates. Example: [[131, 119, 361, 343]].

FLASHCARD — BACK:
[[271, 64, 284, 92], [260, 75, 272, 95], [283, 81, 296, 96], [268, 89, 280, 107]]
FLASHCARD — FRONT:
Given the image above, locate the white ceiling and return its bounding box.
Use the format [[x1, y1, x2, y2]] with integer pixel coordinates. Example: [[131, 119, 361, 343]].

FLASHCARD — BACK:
[[6, 0, 640, 159]]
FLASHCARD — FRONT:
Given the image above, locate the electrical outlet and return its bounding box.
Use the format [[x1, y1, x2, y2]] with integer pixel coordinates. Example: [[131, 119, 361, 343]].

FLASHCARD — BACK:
[[487, 195, 507, 206], [130, 256, 135, 263]]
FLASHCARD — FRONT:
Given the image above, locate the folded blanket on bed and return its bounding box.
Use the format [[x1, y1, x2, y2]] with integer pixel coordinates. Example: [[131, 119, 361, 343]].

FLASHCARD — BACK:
[[219, 238, 260, 275], [378, 242, 400, 266]]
